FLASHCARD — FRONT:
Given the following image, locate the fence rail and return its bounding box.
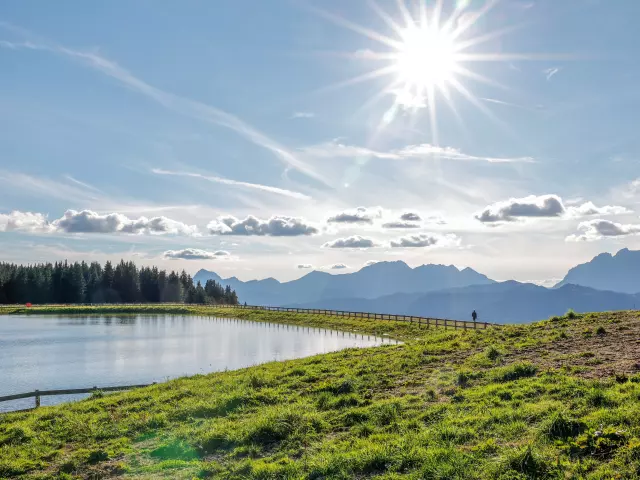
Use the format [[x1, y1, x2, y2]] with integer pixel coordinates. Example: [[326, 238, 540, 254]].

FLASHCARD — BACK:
[[0, 384, 153, 410], [216, 304, 496, 330]]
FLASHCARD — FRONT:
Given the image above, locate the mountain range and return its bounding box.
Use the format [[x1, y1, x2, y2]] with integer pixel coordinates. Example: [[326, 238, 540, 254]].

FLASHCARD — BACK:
[[194, 248, 640, 324]]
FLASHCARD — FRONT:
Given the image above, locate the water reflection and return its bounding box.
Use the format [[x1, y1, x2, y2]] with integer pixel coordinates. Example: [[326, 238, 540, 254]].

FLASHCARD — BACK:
[[0, 315, 398, 412]]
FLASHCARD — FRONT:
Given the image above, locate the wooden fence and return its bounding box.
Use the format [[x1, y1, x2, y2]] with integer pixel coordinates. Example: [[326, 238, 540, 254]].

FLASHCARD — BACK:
[[0, 384, 153, 411], [215, 304, 496, 330]]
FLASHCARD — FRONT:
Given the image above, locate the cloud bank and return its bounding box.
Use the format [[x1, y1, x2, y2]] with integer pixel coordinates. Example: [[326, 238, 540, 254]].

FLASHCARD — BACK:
[[0, 209, 198, 235], [476, 195, 629, 223], [390, 233, 461, 248], [327, 206, 382, 224], [208, 215, 319, 236], [164, 249, 230, 260], [566, 219, 640, 242], [323, 235, 379, 249]]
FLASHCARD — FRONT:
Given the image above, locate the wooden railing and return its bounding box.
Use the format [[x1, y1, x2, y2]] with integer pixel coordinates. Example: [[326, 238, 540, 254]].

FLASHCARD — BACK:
[[216, 304, 496, 330], [0, 384, 153, 411]]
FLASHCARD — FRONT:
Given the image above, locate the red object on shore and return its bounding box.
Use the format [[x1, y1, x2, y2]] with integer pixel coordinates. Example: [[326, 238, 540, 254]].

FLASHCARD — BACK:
[[26, 303, 32, 307]]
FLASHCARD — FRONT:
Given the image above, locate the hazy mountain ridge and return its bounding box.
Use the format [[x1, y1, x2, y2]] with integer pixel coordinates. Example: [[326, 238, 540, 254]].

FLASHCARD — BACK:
[[195, 249, 640, 323], [194, 261, 494, 306], [287, 282, 640, 324], [555, 248, 640, 294]]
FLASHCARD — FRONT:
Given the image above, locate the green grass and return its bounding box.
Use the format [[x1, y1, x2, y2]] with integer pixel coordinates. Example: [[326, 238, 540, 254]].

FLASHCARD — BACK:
[[2, 307, 640, 478]]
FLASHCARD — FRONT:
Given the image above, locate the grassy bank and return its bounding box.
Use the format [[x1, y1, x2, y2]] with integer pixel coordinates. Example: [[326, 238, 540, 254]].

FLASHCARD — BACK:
[[2, 308, 640, 478]]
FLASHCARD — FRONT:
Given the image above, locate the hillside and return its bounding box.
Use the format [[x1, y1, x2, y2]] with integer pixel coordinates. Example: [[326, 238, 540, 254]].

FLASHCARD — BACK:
[[289, 281, 640, 323], [556, 248, 640, 294], [3, 307, 640, 478], [194, 261, 494, 306]]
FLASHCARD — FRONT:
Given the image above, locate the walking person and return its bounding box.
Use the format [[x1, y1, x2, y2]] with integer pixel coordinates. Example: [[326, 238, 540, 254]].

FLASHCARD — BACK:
[[472, 310, 478, 323]]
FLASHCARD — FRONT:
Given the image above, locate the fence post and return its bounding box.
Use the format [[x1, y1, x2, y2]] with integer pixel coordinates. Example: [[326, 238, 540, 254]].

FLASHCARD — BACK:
[[35, 390, 40, 408]]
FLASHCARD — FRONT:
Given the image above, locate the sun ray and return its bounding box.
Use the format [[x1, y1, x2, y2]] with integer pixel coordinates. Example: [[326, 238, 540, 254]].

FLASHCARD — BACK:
[[395, 0, 414, 28], [419, 0, 429, 30], [368, 0, 404, 37], [427, 83, 439, 146], [453, 23, 523, 51], [449, 0, 500, 40], [431, 0, 445, 31], [448, 76, 515, 134], [453, 65, 507, 90], [315, 65, 398, 94], [309, 5, 402, 50]]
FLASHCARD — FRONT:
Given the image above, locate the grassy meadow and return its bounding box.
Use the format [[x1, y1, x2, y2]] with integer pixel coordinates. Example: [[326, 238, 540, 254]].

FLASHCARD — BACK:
[[2, 306, 640, 479]]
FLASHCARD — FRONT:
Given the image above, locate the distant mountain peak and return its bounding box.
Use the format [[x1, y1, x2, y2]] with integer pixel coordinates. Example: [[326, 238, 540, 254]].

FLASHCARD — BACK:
[[556, 248, 640, 294], [193, 260, 495, 306]]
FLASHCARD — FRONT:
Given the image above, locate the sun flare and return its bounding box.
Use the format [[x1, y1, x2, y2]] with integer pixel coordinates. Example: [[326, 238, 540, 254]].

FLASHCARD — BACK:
[[313, 0, 544, 142], [395, 25, 458, 92]]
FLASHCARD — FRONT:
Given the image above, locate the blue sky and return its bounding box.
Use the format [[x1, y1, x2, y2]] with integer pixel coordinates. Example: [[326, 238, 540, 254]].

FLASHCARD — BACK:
[[2, 0, 640, 284]]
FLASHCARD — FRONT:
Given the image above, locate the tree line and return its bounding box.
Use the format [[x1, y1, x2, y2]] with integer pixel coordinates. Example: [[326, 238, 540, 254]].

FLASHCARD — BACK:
[[0, 260, 239, 305]]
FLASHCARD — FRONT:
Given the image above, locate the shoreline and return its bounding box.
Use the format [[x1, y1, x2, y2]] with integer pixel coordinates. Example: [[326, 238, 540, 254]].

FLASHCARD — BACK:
[[0, 304, 430, 340]]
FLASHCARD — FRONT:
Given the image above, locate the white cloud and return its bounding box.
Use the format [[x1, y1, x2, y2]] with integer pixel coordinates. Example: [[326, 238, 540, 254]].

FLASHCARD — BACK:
[[390, 233, 461, 248], [208, 215, 319, 236], [476, 195, 630, 223], [0, 211, 51, 233], [322, 235, 379, 249], [364, 260, 379, 267], [152, 169, 310, 201], [164, 248, 230, 260], [566, 219, 640, 242], [300, 139, 534, 164], [297, 264, 314, 269], [566, 202, 630, 217], [1, 209, 198, 236], [382, 221, 421, 229], [475, 195, 565, 223], [327, 206, 382, 224], [53, 210, 198, 235]]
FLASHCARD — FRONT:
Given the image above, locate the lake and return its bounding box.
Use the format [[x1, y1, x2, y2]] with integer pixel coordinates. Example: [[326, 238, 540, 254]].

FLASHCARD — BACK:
[[0, 314, 395, 412]]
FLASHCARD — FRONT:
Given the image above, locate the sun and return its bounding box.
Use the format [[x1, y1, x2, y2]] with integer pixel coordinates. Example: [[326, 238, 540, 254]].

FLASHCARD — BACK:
[[394, 24, 458, 92], [312, 0, 540, 141]]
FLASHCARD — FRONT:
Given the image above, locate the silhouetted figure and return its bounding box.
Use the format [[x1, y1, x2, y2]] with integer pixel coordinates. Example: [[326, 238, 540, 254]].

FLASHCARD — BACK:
[[472, 310, 478, 322]]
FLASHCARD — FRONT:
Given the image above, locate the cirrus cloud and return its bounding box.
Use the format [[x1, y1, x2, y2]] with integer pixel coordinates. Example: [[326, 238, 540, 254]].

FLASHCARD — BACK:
[[300, 139, 534, 164], [208, 215, 319, 236]]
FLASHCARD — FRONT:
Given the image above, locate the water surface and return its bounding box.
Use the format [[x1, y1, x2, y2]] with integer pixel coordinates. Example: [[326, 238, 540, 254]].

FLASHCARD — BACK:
[[0, 314, 394, 412]]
